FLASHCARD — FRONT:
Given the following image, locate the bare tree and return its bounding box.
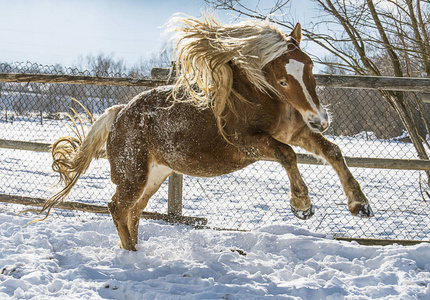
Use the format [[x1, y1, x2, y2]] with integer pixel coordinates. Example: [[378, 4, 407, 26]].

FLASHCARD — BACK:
[[129, 44, 173, 78], [73, 53, 129, 113], [311, 0, 430, 185], [208, 0, 430, 184], [76, 53, 128, 77]]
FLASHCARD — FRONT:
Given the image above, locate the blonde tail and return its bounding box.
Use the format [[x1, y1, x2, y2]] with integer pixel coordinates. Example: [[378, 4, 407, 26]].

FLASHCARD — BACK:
[[24, 104, 125, 224]]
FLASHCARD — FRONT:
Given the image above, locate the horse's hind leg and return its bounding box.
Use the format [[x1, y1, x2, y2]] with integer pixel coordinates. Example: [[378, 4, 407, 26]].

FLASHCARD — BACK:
[[108, 160, 172, 251], [127, 162, 172, 247], [109, 182, 144, 251]]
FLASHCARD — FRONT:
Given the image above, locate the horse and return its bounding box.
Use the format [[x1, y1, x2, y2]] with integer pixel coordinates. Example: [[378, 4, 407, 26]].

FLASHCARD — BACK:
[[37, 15, 373, 251]]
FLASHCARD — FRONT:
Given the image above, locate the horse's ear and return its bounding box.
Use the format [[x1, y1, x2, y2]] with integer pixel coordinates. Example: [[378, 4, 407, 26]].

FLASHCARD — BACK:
[[290, 23, 302, 44]]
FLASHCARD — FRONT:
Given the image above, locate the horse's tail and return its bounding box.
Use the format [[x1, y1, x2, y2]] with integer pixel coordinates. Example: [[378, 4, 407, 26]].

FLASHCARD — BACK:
[[24, 104, 125, 224]]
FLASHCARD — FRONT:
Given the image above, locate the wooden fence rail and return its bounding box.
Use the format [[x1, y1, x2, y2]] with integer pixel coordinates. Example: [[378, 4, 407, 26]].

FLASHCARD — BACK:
[[151, 68, 430, 93], [2, 139, 430, 171], [0, 73, 168, 87], [2, 71, 430, 93], [0, 193, 207, 226]]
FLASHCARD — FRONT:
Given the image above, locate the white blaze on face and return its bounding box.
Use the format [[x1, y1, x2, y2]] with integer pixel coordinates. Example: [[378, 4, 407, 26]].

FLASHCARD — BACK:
[[285, 59, 318, 112], [285, 59, 329, 132]]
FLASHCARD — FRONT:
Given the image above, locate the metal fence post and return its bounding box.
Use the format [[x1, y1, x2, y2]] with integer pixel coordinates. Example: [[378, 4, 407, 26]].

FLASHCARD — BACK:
[[168, 172, 183, 216]]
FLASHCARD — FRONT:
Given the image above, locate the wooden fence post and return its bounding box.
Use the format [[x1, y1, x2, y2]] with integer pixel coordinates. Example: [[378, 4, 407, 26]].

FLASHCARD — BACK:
[[168, 173, 183, 216]]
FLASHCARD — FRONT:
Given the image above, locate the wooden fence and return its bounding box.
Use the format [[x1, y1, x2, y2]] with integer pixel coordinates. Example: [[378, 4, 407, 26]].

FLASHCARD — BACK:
[[1, 71, 430, 228]]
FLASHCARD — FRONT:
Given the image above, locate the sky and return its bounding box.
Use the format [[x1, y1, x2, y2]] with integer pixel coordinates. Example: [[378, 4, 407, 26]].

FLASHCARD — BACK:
[[0, 0, 323, 70]]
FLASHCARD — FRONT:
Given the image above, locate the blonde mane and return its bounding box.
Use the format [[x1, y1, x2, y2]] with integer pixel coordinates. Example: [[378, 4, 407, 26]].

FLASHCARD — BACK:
[[169, 14, 295, 139]]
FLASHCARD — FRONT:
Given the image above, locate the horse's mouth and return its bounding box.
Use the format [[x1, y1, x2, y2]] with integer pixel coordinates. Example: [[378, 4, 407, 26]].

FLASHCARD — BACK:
[[308, 120, 329, 133]]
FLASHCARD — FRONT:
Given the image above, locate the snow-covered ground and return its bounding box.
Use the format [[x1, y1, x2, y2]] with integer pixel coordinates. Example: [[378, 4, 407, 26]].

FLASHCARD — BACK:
[[1, 213, 429, 299], [1, 113, 430, 298]]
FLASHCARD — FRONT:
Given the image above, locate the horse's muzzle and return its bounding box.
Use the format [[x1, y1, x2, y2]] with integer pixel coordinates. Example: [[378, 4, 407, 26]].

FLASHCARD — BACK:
[[307, 109, 329, 133], [308, 117, 329, 133]]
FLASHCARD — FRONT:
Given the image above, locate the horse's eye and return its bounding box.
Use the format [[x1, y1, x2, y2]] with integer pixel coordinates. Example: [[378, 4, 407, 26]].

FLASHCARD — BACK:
[[279, 81, 287, 87]]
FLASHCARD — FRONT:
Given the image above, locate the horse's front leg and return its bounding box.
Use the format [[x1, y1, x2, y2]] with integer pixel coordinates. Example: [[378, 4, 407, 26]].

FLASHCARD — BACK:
[[241, 134, 314, 219], [273, 145, 315, 219], [295, 131, 373, 217]]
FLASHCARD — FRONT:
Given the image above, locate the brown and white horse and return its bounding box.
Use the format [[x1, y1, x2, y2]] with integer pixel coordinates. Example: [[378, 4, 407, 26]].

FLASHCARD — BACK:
[[39, 15, 373, 251]]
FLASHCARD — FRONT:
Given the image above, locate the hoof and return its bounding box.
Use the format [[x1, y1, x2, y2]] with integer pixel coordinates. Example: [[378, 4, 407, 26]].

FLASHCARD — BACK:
[[350, 203, 374, 218], [291, 204, 315, 220]]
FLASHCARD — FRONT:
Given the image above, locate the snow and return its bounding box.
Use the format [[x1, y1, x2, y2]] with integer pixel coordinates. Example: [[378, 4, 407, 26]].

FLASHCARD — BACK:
[[0, 214, 429, 299]]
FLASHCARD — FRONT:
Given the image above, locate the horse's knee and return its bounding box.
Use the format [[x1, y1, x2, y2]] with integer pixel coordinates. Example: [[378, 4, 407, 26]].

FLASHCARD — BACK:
[[325, 142, 343, 163], [274, 146, 297, 167]]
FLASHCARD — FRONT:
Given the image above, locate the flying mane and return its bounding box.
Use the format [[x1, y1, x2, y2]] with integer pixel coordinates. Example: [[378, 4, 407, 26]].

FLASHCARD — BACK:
[[170, 14, 297, 137]]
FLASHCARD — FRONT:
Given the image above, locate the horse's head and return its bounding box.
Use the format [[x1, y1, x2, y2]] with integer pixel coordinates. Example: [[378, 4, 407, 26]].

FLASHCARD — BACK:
[[171, 15, 329, 139], [267, 24, 329, 133]]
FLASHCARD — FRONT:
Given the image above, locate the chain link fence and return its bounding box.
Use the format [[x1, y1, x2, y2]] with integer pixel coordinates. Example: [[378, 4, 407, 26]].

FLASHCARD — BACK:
[[1, 62, 429, 241]]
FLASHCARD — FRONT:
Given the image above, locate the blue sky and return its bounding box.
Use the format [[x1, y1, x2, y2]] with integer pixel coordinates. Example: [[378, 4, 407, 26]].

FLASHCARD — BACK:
[[0, 0, 322, 69]]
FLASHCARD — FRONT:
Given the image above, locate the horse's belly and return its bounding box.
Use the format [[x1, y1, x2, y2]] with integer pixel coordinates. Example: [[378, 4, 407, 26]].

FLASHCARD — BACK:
[[154, 140, 255, 177], [171, 158, 254, 177]]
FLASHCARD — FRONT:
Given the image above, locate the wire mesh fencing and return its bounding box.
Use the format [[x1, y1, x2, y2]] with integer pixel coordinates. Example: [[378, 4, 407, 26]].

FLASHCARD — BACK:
[[1, 62, 429, 241]]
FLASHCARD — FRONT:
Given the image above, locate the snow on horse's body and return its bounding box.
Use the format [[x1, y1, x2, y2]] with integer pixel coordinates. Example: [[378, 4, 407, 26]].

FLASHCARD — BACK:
[[40, 15, 373, 251]]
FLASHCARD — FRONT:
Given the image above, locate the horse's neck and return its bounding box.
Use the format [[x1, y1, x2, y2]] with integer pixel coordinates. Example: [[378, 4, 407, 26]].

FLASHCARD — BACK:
[[222, 67, 282, 137]]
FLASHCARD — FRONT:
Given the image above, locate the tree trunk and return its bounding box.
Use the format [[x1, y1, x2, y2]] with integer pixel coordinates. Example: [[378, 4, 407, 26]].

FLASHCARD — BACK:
[[386, 91, 430, 185], [367, 0, 430, 186]]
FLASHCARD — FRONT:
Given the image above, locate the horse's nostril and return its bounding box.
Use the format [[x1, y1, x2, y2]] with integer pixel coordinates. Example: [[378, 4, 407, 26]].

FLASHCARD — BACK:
[[321, 120, 329, 129], [308, 119, 320, 128]]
